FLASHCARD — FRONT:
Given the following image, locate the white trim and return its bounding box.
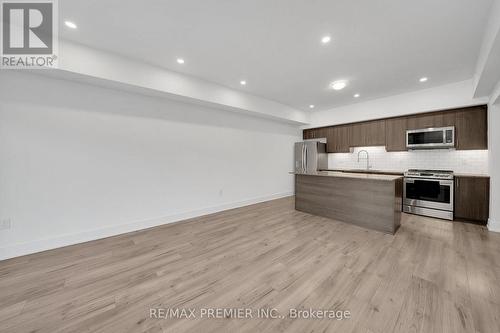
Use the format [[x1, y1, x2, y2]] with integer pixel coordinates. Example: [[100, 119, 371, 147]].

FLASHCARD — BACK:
[[487, 218, 500, 233], [490, 79, 500, 105], [0, 192, 293, 261]]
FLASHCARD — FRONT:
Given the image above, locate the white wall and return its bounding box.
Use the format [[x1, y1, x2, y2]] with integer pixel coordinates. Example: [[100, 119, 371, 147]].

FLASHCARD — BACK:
[[57, 41, 309, 124], [329, 146, 488, 175], [0, 71, 300, 260], [309, 80, 488, 127], [473, 0, 500, 97], [309, 79, 490, 177], [488, 102, 500, 232]]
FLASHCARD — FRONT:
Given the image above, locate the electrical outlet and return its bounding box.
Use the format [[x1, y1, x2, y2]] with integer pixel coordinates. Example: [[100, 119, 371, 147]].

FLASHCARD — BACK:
[[0, 219, 11, 230]]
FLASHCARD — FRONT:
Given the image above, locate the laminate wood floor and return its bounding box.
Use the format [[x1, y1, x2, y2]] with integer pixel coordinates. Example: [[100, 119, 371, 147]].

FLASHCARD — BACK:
[[1, 197, 500, 333]]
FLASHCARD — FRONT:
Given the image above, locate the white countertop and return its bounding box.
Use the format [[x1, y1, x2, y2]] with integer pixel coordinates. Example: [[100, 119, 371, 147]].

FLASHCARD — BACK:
[[291, 171, 403, 181], [326, 169, 489, 178]]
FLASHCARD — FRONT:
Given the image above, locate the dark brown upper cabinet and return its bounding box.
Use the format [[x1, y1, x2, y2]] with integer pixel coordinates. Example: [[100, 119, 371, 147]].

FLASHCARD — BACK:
[[303, 128, 327, 140], [303, 105, 487, 152], [349, 123, 365, 147], [367, 120, 386, 146], [349, 120, 386, 147], [406, 111, 456, 130], [315, 127, 328, 140], [407, 113, 440, 130], [326, 125, 351, 153], [385, 117, 408, 151], [455, 106, 488, 150], [454, 176, 489, 223], [303, 129, 313, 140], [441, 111, 457, 127]]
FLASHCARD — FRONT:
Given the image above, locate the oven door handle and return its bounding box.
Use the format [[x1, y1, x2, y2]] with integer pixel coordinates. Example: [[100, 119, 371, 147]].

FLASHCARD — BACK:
[[404, 178, 454, 186]]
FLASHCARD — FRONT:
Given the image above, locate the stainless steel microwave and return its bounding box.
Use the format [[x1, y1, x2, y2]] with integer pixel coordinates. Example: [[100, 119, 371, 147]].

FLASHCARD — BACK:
[[406, 126, 455, 149]]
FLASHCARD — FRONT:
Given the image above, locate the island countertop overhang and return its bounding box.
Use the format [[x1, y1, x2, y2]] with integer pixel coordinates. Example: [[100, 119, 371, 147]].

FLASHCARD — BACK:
[[290, 171, 403, 182]]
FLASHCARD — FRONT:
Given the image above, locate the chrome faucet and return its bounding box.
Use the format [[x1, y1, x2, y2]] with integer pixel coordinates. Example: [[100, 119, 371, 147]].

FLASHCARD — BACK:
[[357, 150, 371, 170]]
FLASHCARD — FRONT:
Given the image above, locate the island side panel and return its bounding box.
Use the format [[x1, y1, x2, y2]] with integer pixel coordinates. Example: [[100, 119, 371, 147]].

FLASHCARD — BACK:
[[393, 177, 403, 232], [295, 174, 401, 234]]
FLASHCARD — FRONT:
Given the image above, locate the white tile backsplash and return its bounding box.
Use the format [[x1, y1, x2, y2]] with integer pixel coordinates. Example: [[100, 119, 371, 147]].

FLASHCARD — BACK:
[[328, 146, 488, 174]]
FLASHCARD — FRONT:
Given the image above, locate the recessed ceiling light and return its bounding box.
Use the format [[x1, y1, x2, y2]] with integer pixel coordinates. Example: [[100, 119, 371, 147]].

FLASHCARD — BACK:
[[354, 93, 360, 98], [64, 21, 77, 29], [240, 80, 246, 85], [176, 58, 185, 64], [330, 80, 347, 90], [321, 35, 331, 44], [419, 77, 428, 82], [309, 104, 315, 109]]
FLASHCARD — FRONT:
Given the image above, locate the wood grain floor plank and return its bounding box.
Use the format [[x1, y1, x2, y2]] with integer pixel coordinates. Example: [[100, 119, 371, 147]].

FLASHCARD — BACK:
[[1, 197, 499, 332]]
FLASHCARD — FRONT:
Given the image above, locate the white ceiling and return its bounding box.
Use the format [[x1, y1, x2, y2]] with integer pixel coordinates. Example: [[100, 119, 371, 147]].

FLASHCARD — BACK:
[[59, 0, 494, 111]]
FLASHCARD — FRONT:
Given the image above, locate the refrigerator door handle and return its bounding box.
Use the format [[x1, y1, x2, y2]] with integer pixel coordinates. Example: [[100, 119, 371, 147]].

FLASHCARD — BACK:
[[302, 145, 306, 172], [304, 145, 309, 172], [301, 145, 305, 172]]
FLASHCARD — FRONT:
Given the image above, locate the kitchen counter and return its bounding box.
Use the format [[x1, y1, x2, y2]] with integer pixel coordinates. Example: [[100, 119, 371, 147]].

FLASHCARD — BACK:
[[324, 169, 489, 178], [323, 169, 404, 176], [292, 171, 403, 181], [454, 173, 490, 178], [294, 172, 403, 234]]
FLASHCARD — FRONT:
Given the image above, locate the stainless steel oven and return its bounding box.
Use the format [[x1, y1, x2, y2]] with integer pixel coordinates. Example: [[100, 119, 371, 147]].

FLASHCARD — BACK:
[[403, 170, 454, 220], [406, 126, 455, 149]]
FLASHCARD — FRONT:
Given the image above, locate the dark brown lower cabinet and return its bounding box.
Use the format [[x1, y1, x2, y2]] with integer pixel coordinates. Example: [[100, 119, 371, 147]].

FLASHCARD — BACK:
[[454, 176, 490, 224]]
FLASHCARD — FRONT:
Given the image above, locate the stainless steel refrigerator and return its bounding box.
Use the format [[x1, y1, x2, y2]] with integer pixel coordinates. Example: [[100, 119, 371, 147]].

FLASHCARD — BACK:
[[294, 141, 327, 173]]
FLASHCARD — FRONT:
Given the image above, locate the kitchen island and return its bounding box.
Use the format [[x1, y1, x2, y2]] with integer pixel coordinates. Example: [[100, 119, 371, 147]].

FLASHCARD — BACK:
[[293, 171, 403, 234]]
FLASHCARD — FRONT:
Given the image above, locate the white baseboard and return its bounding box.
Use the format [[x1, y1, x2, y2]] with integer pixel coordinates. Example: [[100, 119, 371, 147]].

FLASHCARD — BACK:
[[0, 192, 293, 261], [487, 218, 500, 233]]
